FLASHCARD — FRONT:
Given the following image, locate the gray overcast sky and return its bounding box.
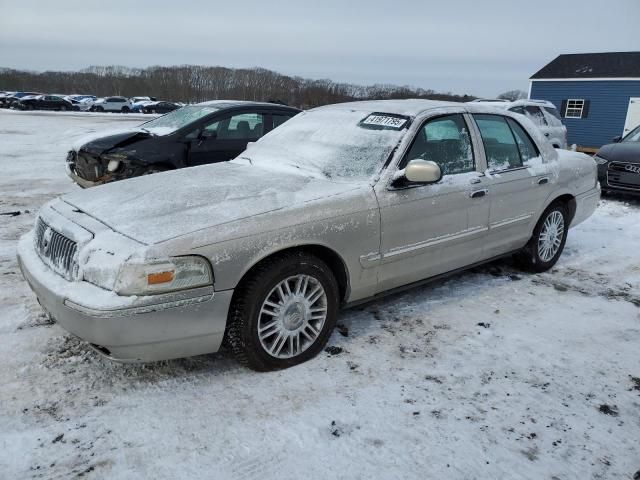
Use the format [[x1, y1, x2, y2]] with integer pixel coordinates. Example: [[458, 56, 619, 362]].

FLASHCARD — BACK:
[[0, 0, 637, 97]]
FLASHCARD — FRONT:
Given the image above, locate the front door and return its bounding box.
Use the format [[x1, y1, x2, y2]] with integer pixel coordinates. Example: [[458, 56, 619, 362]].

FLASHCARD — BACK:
[[375, 113, 490, 292], [188, 112, 266, 166], [471, 114, 553, 258]]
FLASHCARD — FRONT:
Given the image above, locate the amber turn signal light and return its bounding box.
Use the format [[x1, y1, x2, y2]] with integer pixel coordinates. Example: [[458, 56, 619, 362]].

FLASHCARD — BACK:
[[147, 270, 175, 285]]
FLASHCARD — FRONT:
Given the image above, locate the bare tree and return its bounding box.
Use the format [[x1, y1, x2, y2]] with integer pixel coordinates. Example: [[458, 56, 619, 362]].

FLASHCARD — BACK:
[[497, 89, 527, 101], [0, 65, 477, 108]]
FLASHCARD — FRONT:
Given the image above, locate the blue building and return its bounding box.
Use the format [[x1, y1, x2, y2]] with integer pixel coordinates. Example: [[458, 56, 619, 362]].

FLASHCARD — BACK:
[[529, 52, 640, 149]]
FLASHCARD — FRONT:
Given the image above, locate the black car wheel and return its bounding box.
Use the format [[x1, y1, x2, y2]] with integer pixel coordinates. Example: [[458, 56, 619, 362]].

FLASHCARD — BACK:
[[121, 106, 130, 113], [225, 251, 339, 371], [95, 106, 104, 112], [60, 105, 67, 112], [515, 202, 569, 272]]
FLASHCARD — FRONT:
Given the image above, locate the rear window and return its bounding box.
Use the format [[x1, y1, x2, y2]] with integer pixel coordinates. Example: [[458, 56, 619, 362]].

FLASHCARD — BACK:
[[543, 106, 562, 121]]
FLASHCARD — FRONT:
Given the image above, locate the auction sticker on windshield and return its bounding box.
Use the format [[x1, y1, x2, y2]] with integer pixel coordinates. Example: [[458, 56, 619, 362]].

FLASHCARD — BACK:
[[360, 113, 409, 130]]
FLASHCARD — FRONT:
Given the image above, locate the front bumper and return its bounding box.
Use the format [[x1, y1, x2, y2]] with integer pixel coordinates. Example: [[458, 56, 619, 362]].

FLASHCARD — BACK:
[[65, 163, 106, 188], [17, 234, 232, 362]]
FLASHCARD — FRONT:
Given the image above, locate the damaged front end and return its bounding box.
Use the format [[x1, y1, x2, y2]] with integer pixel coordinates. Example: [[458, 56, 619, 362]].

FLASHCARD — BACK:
[[66, 131, 156, 188]]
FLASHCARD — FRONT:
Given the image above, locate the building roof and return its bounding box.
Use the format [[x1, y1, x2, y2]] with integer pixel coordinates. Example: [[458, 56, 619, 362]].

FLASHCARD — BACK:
[[530, 52, 640, 79]]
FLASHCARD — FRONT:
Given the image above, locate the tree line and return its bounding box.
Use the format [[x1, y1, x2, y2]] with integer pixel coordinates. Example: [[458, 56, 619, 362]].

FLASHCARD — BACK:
[[0, 65, 476, 108]]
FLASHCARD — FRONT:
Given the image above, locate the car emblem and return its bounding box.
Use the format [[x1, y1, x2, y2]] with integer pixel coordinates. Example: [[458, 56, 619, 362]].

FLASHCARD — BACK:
[[625, 164, 640, 175], [42, 227, 53, 253]]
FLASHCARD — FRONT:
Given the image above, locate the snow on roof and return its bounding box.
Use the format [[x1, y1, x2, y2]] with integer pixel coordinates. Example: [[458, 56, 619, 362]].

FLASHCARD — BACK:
[[313, 99, 463, 117], [531, 51, 640, 79]]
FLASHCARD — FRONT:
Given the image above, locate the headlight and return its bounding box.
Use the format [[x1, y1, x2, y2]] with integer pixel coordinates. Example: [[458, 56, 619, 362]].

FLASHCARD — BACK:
[[102, 153, 127, 172], [593, 155, 608, 165], [114, 256, 213, 295]]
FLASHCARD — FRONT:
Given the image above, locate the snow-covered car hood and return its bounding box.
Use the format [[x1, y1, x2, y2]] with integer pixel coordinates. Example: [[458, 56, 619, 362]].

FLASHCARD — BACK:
[[76, 130, 154, 154], [61, 162, 361, 245]]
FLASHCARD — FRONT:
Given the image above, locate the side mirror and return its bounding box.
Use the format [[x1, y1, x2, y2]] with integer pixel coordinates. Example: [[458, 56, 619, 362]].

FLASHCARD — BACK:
[[404, 159, 442, 184], [612, 135, 622, 143]]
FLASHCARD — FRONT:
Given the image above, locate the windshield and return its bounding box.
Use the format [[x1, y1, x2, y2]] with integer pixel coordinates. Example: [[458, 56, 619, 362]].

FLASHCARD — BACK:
[[622, 124, 640, 143], [236, 109, 408, 181], [140, 105, 217, 135]]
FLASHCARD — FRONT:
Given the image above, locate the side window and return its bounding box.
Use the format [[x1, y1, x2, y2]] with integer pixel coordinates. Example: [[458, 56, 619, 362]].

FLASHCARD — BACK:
[[219, 113, 265, 140], [403, 114, 474, 175], [473, 114, 523, 171], [506, 118, 540, 164], [185, 118, 220, 141], [524, 106, 548, 126], [509, 106, 526, 116], [272, 114, 295, 129]]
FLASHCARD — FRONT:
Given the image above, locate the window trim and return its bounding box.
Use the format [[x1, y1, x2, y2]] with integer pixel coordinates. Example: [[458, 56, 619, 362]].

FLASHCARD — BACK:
[[398, 113, 476, 174], [506, 117, 541, 163], [472, 113, 527, 173], [564, 99, 585, 119]]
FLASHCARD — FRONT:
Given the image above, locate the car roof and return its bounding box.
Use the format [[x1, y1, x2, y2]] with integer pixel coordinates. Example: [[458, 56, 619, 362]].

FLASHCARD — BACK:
[[196, 100, 301, 111], [313, 99, 463, 117], [470, 98, 556, 109]]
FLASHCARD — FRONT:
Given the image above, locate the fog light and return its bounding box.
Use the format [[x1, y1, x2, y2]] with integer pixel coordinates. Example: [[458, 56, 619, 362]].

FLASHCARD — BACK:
[[107, 160, 120, 172]]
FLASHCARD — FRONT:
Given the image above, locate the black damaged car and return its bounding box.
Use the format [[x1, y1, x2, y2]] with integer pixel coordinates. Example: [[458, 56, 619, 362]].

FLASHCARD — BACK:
[[595, 124, 640, 195], [66, 101, 301, 187]]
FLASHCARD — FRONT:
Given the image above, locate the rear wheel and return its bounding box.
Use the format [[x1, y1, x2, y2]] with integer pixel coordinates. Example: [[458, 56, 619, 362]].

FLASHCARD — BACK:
[[225, 252, 339, 371], [60, 105, 67, 111], [121, 106, 130, 113], [515, 203, 568, 272]]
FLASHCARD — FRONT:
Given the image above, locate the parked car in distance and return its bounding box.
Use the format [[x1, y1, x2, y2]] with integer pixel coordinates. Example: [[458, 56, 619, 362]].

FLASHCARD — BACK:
[[1, 91, 41, 108], [21, 100, 600, 370], [594, 123, 640, 195], [89, 96, 133, 113], [141, 101, 181, 114], [17, 94, 75, 111], [471, 99, 568, 149], [131, 100, 153, 113], [66, 100, 301, 187], [130, 96, 157, 104]]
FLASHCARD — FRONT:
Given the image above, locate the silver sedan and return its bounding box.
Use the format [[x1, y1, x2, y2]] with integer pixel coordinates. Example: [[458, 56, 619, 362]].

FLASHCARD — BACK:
[[17, 100, 600, 370]]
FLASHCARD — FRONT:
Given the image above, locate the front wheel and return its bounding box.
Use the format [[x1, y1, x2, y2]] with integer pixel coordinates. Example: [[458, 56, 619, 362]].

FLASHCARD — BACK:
[[515, 203, 569, 272], [225, 252, 340, 371]]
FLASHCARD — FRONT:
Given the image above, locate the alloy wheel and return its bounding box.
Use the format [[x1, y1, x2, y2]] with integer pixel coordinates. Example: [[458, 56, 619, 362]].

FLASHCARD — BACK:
[[538, 210, 564, 262], [257, 274, 328, 359]]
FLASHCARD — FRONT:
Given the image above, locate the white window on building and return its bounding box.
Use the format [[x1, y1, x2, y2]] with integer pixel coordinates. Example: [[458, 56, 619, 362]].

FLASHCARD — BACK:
[[565, 99, 585, 118]]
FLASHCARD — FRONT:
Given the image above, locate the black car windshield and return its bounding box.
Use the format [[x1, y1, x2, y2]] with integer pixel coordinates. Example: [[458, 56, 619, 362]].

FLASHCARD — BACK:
[[622, 124, 640, 143], [236, 108, 408, 181], [140, 105, 218, 135]]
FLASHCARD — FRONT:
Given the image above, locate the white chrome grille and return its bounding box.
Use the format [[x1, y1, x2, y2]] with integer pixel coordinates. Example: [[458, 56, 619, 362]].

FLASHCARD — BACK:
[[34, 217, 78, 280]]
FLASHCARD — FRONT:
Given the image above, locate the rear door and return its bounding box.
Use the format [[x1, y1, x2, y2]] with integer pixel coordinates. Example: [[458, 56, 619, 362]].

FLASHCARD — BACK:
[[187, 111, 267, 166], [471, 114, 553, 258]]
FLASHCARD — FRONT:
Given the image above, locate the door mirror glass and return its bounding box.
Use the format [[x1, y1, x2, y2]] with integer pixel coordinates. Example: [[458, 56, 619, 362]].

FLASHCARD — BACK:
[[405, 159, 442, 183]]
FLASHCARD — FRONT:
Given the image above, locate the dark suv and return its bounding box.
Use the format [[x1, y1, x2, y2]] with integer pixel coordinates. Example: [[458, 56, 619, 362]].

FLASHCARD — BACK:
[[594, 124, 640, 195], [67, 101, 301, 187]]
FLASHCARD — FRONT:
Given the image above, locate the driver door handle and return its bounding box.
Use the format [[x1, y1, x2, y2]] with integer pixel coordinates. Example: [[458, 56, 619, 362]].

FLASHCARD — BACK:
[[470, 189, 489, 199]]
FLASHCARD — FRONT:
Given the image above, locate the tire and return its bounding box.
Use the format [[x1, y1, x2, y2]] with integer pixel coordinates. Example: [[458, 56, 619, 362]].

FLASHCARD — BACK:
[[515, 202, 569, 272], [121, 106, 130, 113], [225, 251, 340, 371], [60, 105, 67, 111], [96, 106, 104, 112]]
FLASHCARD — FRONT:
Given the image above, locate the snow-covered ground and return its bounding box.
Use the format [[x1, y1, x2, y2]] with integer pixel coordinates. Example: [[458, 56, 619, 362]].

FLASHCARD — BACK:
[[0, 110, 638, 480]]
